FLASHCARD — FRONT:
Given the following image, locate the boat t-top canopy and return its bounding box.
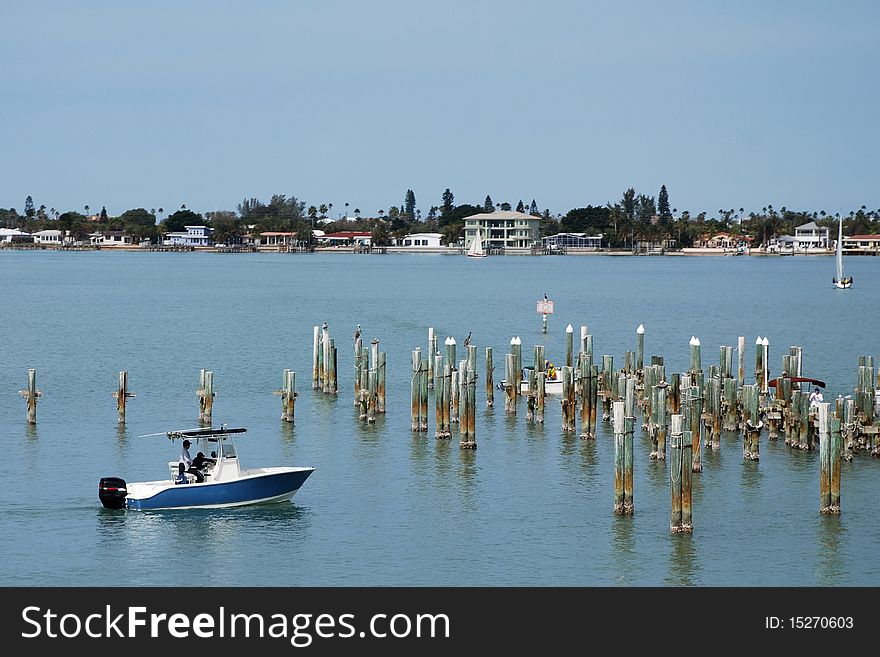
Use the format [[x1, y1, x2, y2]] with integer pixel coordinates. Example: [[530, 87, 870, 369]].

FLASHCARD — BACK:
[[167, 427, 247, 440], [137, 426, 248, 440]]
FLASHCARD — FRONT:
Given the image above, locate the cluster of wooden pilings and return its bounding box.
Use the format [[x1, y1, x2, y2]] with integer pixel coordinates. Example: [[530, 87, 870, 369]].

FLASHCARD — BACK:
[[16, 320, 880, 526], [312, 322, 338, 395], [355, 333, 386, 424]]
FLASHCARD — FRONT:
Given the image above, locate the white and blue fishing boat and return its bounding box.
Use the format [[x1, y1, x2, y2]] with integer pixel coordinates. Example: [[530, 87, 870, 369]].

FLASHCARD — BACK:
[[98, 426, 315, 510]]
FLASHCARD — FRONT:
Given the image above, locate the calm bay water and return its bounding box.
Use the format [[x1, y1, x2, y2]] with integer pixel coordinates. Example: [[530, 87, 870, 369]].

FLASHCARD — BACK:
[[1, 250, 878, 586]]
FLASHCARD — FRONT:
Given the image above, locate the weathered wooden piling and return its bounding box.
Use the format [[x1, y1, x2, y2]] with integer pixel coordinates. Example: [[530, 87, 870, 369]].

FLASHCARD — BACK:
[[688, 338, 703, 472], [442, 361, 453, 437], [691, 375, 704, 471], [579, 353, 593, 439], [526, 368, 536, 421], [427, 327, 436, 389], [313, 325, 320, 389], [742, 384, 760, 460], [19, 368, 42, 424], [485, 347, 494, 407], [561, 365, 576, 432], [589, 364, 599, 428], [623, 379, 635, 515], [601, 355, 614, 421], [354, 331, 363, 405], [198, 369, 214, 424], [358, 346, 370, 421], [419, 356, 428, 431], [565, 324, 573, 368], [669, 372, 681, 414], [613, 401, 626, 515], [737, 336, 745, 389], [273, 369, 298, 422], [504, 353, 515, 413], [321, 322, 331, 393], [690, 335, 702, 373], [113, 371, 136, 424], [830, 413, 842, 513], [448, 338, 460, 424], [708, 376, 721, 449], [669, 414, 683, 532], [652, 384, 668, 460], [680, 424, 693, 533], [328, 338, 338, 395], [377, 350, 386, 414], [636, 323, 645, 380], [435, 354, 446, 438], [512, 336, 522, 392], [461, 351, 477, 449], [536, 371, 546, 423], [819, 402, 832, 513], [411, 349, 421, 432], [580, 325, 589, 355]]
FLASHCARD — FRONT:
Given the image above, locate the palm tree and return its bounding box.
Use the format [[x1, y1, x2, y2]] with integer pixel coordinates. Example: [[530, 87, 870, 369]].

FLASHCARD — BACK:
[[318, 204, 328, 219], [158, 207, 164, 219], [354, 208, 361, 220], [344, 202, 349, 218], [84, 204, 90, 218]]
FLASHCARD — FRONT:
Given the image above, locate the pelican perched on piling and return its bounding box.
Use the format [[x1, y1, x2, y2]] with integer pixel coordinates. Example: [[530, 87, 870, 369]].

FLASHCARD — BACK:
[[464, 331, 472, 347]]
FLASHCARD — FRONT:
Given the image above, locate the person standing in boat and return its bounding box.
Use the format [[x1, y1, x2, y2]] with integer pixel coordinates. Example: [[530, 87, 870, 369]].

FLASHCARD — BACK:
[[180, 439, 205, 483]]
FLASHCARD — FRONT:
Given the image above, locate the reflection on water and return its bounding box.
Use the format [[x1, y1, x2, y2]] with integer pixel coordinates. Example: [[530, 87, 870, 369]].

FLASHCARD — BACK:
[[665, 533, 698, 586], [95, 503, 313, 585], [610, 517, 635, 585], [457, 449, 479, 512], [25, 423, 38, 441], [816, 516, 844, 586]]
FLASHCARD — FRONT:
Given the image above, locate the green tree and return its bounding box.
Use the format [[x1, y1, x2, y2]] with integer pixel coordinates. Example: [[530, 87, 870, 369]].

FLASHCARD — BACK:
[[529, 199, 539, 216], [560, 206, 610, 233], [404, 189, 416, 220], [319, 204, 328, 219], [25, 196, 35, 218], [516, 200, 525, 213], [658, 185, 671, 219], [441, 188, 454, 215], [161, 208, 202, 234], [371, 220, 391, 246], [100, 206, 108, 220], [499, 202, 511, 211], [484, 195, 494, 212]]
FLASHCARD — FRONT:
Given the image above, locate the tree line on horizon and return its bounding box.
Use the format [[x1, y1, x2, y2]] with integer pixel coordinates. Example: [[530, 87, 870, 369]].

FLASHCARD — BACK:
[[2, 187, 878, 248]]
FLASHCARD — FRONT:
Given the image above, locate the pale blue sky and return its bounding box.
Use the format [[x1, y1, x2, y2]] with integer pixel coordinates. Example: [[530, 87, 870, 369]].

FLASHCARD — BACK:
[[2, 0, 878, 219]]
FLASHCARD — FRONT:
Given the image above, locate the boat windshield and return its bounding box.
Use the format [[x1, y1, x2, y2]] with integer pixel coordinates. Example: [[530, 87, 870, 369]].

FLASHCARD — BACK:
[[219, 440, 237, 459]]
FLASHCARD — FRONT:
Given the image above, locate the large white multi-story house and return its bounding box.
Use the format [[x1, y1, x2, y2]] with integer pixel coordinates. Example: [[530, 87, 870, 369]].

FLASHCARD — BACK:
[[164, 225, 213, 247], [793, 221, 829, 250], [464, 210, 541, 251]]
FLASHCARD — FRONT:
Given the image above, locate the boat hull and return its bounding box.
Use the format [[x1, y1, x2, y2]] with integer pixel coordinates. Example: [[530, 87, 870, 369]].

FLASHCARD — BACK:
[[125, 468, 314, 510]]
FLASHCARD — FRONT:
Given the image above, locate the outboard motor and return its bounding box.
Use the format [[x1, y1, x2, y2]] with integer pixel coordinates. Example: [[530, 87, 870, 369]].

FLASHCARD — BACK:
[[99, 477, 128, 509]]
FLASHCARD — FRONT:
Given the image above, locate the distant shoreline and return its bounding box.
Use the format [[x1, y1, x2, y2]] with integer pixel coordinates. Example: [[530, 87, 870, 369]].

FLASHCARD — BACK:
[[0, 244, 842, 257]]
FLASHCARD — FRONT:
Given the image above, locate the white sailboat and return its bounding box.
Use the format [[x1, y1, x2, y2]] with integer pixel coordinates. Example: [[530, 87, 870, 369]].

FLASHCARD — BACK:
[[467, 230, 487, 258], [833, 215, 852, 288]]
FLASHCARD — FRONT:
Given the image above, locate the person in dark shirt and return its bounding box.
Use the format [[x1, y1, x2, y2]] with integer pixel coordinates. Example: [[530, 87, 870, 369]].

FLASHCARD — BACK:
[[189, 451, 215, 482]]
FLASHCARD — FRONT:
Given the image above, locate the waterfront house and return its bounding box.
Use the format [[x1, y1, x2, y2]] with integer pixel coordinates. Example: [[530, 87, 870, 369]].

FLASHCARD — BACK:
[[541, 233, 603, 251], [164, 225, 213, 247], [767, 235, 796, 253], [464, 210, 540, 251], [32, 229, 63, 245], [843, 234, 880, 255], [91, 231, 133, 247], [259, 231, 297, 248], [395, 232, 443, 248], [322, 231, 372, 246], [0, 228, 31, 243], [793, 222, 829, 250]]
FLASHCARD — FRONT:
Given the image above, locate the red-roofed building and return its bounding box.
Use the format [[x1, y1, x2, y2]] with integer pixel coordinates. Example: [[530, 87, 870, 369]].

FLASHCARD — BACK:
[[321, 231, 372, 246], [843, 235, 880, 254]]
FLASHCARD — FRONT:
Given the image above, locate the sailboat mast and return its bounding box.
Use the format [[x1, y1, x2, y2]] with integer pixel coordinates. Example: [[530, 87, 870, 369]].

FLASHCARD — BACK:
[[836, 216, 844, 279]]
